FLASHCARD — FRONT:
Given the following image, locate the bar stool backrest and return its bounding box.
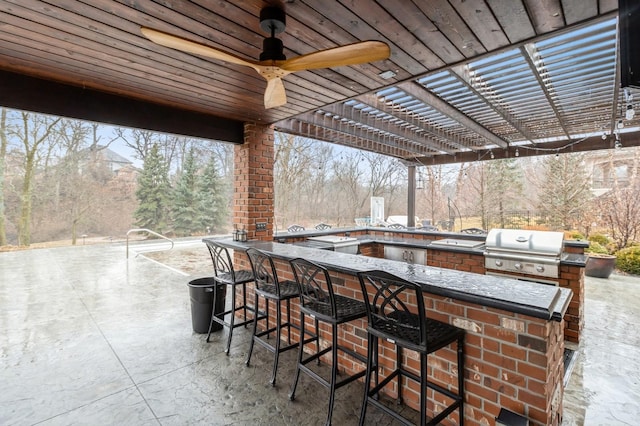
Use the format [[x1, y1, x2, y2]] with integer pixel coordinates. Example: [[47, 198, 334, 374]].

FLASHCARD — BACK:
[[358, 270, 427, 351], [290, 258, 337, 321], [288, 224, 305, 233], [204, 240, 237, 284], [386, 223, 406, 229], [246, 248, 282, 297]]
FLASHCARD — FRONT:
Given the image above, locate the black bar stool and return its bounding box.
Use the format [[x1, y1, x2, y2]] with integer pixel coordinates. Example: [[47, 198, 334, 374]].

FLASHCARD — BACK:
[[357, 270, 465, 426], [203, 240, 255, 354], [245, 247, 301, 386], [288, 258, 368, 426]]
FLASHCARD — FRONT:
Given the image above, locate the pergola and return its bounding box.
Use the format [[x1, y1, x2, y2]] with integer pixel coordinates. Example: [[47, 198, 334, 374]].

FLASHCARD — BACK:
[[1, 1, 638, 230], [1, 1, 638, 160]]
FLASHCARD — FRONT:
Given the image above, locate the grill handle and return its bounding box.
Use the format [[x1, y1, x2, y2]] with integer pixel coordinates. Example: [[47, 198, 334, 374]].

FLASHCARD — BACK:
[[484, 251, 560, 264]]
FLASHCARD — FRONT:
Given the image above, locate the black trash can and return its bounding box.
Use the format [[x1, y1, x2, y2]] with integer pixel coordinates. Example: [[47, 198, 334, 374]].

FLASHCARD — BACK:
[[187, 277, 226, 334]]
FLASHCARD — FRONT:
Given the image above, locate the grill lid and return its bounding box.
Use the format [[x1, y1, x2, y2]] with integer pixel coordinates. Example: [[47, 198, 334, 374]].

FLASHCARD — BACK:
[[484, 229, 564, 257]]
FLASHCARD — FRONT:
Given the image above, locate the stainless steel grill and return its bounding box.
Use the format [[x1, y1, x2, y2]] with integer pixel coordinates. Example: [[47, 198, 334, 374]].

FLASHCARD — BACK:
[[484, 229, 564, 279]]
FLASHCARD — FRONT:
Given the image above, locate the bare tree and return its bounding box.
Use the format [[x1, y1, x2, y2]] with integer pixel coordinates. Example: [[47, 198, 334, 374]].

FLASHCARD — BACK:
[[537, 153, 592, 231], [456, 162, 490, 229], [597, 183, 640, 250], [115, 128, 155, 163], [298, 143, 333, 223], [11, 112, 62, 245], [416, 165, 450, 226], [331, 151, 365, 224], [57, 120, 116, 244], [596, 149, 640, 250], [273, 133, 314, 229], [0, 109, 8, 245], [330, 151, 404, 225]]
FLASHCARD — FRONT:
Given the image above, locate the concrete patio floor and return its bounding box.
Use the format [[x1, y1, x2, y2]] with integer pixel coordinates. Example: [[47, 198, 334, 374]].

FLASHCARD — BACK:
[[1, 242, 639, 425]]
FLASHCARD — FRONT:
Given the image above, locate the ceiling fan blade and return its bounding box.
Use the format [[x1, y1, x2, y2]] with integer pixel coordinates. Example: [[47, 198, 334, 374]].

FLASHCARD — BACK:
[[280, 41, 390, 72], [141, 27, 260, 71], [264, 77, 287, 109]]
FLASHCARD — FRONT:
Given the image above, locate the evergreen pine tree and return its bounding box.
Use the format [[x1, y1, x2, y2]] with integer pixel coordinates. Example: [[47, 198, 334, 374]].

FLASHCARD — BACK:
[[198, 155, 229, 233], [134, 144, 170, 232], [171, 148, 201, 236]]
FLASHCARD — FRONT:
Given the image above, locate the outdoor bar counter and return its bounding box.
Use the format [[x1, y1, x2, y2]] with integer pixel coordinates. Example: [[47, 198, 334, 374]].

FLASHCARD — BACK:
[[209, 238, 572, 425]]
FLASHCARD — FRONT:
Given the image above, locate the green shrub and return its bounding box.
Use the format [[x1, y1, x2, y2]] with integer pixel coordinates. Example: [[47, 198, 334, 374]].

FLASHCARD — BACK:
[[585, 241, 610, 255], [588, 233, 611, 246], [615, 246, 640, 275], [567, 231, 585, 240]]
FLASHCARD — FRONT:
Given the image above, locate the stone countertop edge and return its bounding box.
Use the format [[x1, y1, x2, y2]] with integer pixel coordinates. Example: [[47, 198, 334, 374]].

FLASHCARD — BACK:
[[207, 238, 573, 322], [277, 229, 588, 266], [356, 236, 588, 266]]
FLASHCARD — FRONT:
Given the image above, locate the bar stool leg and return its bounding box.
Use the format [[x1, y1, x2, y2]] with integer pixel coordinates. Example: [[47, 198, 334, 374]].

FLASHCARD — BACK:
[[270, 298, 283, 386], [359, 334, 375, 426], [420, 352, 427, 426], [288, 310, 306, 400], [326, 322, 339, 425], [396, 346, 403, 405], [225, 285, 237, 354], [246, 292, 259, 365], [242, 282, 248, 325], [206, 283, 220, 343], [458, 336, 465, 426]]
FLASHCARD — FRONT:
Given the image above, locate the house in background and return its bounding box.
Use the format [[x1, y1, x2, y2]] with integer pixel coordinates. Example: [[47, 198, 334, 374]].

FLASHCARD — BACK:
[[585, 148, 640, 197]]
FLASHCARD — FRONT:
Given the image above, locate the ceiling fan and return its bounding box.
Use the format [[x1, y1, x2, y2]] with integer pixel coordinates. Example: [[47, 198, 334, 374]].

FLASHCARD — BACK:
[[141, 6, 391, 109]]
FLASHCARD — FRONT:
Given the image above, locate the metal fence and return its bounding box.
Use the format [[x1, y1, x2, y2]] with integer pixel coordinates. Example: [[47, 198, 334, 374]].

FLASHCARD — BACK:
[[483, 210, 550, 230]]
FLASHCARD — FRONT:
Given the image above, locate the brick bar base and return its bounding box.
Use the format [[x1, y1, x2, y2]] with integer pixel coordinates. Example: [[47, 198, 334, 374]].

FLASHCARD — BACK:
[[231, 253, 565, 426]]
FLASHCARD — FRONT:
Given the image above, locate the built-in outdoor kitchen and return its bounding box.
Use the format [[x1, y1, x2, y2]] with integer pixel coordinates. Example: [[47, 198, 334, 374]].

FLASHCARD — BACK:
[[216, 225, 587, 425], [278, 226, 586, 343]]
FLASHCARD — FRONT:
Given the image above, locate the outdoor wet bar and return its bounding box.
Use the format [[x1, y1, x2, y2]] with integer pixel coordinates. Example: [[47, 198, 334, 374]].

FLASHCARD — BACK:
[[210, 238, 572, 426]]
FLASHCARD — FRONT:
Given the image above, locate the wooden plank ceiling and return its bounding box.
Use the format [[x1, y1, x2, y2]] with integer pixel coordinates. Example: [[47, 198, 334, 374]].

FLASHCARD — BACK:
[[0, 0, 637, 164]]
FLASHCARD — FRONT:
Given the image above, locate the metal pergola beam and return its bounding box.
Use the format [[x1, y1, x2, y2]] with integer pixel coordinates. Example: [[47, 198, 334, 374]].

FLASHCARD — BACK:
[[396, 81, 510, 149], [276, 117, 431, 158], [354, 93, 471, 152], [319, 101, 455, 154], [414, 132, 640, 166]]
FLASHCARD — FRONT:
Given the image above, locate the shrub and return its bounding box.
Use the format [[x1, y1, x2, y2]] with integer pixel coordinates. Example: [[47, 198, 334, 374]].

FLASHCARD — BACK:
[[588, 233, 611, 246], [615, 246, 640, 275], [585, 241, 610, 255], [566, 231, 585, 240]]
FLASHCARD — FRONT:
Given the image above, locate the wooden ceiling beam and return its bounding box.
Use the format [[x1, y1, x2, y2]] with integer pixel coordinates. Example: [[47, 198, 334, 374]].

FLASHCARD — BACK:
[[0, 70, 244, 143]]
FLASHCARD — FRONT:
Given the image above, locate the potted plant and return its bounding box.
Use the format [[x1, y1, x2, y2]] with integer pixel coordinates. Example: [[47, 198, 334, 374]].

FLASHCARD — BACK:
[[584, 240, 616, 278]]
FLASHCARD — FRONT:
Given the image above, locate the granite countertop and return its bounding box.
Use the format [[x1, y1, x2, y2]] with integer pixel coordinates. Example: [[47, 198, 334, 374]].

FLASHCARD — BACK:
[[208, 238, 573, 322], [359, 234, 587, 266], [277, 228, 587, 265]]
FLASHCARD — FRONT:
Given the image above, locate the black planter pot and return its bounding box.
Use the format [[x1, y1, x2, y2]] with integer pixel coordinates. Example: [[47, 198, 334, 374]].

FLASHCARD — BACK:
[[585, 255, 616, 278]]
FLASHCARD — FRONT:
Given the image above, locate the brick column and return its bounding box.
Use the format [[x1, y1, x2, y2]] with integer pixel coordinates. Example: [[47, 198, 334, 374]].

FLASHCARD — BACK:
[[233, 122, 274, 241]]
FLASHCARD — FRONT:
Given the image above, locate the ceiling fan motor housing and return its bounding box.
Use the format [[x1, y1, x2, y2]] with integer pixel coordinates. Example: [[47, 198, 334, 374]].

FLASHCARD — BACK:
[[260, 7, 286, 35], [261, 37, 286, 61], [259, 7, 287, 61]]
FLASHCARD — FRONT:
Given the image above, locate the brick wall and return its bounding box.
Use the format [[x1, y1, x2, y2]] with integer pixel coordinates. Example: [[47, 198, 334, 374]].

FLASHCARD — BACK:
[[234, 122, 274, 242], [427, 250, 486, 274]]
